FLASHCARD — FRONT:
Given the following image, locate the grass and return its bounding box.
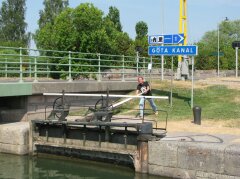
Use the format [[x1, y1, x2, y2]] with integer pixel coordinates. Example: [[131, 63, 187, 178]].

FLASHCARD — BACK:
[[119, 80, 240, 123], [68, 79, 240, 128]]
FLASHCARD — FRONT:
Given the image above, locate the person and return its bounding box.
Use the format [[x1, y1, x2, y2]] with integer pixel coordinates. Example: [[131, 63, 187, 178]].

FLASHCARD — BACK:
[[136, 76, 158, 118]]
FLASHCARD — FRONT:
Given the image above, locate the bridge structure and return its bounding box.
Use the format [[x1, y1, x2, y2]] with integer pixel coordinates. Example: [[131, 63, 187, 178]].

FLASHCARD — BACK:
[[0, 46, 167, 122]]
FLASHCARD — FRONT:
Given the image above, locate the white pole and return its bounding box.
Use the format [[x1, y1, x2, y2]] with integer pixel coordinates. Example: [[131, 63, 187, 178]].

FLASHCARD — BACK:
[[150, 56, 152, 84], [217, 23, 220, 77], [236, 47, 239, 78], [43, 93, 169, 99], [161, 54, 164, 81], [170, 56, 173, 107], [136, 51, 139, 76], [161, 0, 165, 81], [191, 56, 194, 108]]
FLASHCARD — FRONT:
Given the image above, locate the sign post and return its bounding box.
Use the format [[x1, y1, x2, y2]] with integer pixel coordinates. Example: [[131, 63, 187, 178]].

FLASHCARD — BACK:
[[232, 41, 240, 78], [191, 56, 194, 108], [148, 32, 198, 108], [170, 56, 173, 107], [236, 47, 238, 78], [149, 33, 184, 81]]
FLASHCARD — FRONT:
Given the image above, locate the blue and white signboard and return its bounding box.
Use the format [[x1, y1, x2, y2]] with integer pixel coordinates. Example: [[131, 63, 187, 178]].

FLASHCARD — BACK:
[[148, 33, 184, 45], [148, 45, 198, 56]]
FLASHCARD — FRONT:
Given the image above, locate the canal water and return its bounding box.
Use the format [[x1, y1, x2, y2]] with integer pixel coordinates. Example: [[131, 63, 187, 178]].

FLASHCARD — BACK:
[[0, 153, 169, 179]]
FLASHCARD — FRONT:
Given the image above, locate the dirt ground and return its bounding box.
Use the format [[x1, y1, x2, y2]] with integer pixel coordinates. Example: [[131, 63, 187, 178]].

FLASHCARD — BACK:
[[165, 120, 240, 136], [155, 77, 240, 136], [152, 77, 240, 90]]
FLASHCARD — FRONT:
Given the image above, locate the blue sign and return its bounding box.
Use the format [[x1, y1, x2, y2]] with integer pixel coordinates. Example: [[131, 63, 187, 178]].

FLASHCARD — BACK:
[[148, 33, 184, 45], [148, 45, 198, 56]]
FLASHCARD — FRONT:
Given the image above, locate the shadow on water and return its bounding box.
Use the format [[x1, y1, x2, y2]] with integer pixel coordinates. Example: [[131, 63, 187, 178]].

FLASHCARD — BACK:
[[0, 153, 170, 179]]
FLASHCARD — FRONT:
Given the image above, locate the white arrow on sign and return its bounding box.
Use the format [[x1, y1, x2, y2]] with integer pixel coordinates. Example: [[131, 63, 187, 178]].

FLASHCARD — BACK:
[[173, 34, 184, 44]]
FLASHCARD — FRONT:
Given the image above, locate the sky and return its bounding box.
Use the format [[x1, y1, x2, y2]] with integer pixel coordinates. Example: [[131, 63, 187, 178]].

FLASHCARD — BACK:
[[1, 0, 240, 47]]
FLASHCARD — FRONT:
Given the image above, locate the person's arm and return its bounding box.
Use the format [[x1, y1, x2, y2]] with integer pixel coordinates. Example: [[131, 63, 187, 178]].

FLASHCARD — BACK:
[[145, 85, 150, 93], [136, 89, 140, 95], [143, 82, 151, 94]]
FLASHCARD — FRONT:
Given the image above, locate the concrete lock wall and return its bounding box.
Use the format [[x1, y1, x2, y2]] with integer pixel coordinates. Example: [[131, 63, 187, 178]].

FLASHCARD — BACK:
[[1, 121, 240, 178], [148, 140, 240, 179], [0, 122, 29, 155]]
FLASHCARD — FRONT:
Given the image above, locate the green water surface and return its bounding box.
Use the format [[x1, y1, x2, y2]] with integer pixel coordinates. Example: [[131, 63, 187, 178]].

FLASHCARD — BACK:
[[0, 153, 169, 179]]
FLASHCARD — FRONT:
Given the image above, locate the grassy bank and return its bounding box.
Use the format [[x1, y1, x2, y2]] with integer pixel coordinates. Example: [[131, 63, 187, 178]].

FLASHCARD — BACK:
[[120, 80, 240, 127]]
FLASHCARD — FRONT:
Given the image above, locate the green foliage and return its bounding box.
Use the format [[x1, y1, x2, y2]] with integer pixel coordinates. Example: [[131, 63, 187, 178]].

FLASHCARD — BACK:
[[135, 21, 149, 56], [0, 0, 29, 47], [135, 21, 148, 39], [106, 6, 122, 32], [196, 19, 240, 70], [34, 3, 135, 79], [38, 0, 69, 28]]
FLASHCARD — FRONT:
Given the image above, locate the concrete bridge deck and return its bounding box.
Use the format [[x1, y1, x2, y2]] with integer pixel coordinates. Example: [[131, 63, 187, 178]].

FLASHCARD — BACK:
[[0, 80, 137, 122], [0, 80, 136, 97]]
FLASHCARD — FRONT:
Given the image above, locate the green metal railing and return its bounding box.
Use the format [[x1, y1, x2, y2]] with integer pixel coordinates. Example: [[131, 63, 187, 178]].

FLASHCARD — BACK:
[[0, 46, 164, 82]]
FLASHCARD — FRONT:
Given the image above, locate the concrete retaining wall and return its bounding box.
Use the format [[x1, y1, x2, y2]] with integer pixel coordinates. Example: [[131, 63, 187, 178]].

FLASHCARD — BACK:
[[1, 122, 240, 179], [0, 122, 29, 155], [148, 140, 240, 179]]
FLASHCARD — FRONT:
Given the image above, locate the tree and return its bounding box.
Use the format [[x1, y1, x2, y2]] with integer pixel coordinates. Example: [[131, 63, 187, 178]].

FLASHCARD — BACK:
[[35, 3, 134, 55], [135, 21, 148, 39], [34, 3, 135, 79], [196, 19, 240, 70], [0, 0, 29, 47], [106, 6, 122, 32], [38, 0, 69, 28], [135, 21, 148, 56]]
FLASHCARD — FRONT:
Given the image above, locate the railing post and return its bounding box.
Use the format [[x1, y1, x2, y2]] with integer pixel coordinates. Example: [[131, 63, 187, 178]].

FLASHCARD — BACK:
[[98, 53, 101, 82], [236, 47, 238, 78], [122, 55, 125, 81], [5, 58, 8, 78], [33, 50, 38, 82], [29, 58, 32, 78], [46, 60, 49, 79], [143, 57, 146, 79], [19, 47, 23, 83], [68, 51, 73, 82], [136, 51, 139, 77]]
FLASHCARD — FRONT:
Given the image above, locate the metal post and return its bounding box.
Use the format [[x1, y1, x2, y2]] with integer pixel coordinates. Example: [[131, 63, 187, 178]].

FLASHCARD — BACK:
[[122, 55, 125, 81], [161, 55, 164, 80], [19, 47, 23, 82], [33, 51, 38, 82], [150, 56, 152, 84], [29, 59, 32, 78], [5, 58, 7, 78], [46, 60, 49, 79], [236, 47, 239, 78], [98, 53, 101, 82], [143, 57, 146, 79], [217, 23, 220, 77], [171, 57, 173, 107], [136, 51, 139, 76], [142, 98, 146, 123], [68, 51, 73, 82], [191, 56, 194, 108]]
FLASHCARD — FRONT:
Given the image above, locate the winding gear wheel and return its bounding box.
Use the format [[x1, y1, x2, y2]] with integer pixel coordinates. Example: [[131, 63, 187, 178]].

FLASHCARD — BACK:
[[47, 96, 70, 121], [85, 96, 113, 122]]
